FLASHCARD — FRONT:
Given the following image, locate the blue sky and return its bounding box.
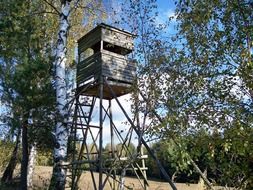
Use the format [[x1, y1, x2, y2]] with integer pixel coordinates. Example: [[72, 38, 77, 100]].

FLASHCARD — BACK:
[[103, 0, 177, 27], [157, 0, 176, 18], [157, 0, 178, 35]]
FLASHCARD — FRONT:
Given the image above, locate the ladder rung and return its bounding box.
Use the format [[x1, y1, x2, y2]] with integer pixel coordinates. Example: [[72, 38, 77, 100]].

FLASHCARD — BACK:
[[74, 127, 87, 130], [67, 122, 91, 125], [69, 138, 84, 142], [71, 160, 98, 164], [69, 124, 100, 129], [76, 103, 92, 107], [68, 123, 87, 126], [69, 115, 89, 119]]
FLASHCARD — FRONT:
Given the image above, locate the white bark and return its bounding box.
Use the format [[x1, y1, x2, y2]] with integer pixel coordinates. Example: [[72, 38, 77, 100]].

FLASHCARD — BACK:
[[119, 169, 126, 190], [52, 1, 71, 189], [27, 143, 37, 189]]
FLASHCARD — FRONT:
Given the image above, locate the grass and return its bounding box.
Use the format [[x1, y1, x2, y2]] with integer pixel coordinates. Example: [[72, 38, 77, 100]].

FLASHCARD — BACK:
[[32, 166, 204, 190], [1, 166, 232, 190]]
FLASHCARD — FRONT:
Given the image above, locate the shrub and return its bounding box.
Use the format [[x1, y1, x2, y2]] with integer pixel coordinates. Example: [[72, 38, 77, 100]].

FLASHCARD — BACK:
[[36, 150, 53, 166]]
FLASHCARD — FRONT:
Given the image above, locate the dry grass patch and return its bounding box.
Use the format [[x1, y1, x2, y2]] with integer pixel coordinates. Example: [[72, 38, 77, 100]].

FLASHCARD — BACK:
[[32, 166, 196, 190], [30, 166, 231, 190]]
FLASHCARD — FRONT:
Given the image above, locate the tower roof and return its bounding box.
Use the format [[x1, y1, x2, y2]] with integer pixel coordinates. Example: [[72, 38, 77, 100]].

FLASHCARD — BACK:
[[78, 23, 136, 44]]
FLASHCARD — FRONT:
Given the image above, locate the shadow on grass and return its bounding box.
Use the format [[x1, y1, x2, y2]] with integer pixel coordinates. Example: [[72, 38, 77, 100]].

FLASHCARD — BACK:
[[0, 179, 20, 190]]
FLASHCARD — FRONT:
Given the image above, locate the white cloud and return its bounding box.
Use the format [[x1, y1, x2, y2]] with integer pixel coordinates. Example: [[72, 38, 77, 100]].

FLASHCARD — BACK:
[[166, 9, 178, 22], [156, 9, 177, 25], [76, 94, 138, 146]]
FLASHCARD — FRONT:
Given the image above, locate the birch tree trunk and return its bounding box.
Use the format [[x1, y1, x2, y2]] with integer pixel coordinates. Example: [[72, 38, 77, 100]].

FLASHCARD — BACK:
[[119, 168, 126, 190], [50, 1, 71, 189], [27, 143, 37, 189], [21, 119, 29, 190]]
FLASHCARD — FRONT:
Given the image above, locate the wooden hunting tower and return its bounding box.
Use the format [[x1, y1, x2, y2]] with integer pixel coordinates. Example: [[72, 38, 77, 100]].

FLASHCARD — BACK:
[[76, 23, 136, 99], [67, 24, 177, 190]]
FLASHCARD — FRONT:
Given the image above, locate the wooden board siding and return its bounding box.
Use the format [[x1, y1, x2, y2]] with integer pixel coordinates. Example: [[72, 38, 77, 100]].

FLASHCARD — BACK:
[[78, 23, 134, 54], [76, 52, 102, 86], [77, 51, 136, 87], [78, 28, 101, 54], [101, 50, 135, 84], [101, 28, 134, 51]]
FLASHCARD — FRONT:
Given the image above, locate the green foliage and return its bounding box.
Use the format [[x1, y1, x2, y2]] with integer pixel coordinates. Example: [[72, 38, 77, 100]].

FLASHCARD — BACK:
[[170, 1, 252, 188], [0, 2, 57, 185], [127, 0, 253, 188], [146, 139, 196, 182], [115, 142, 136, 158], [145, 127, 253, 186], [36, 150, 53, 166], [0, 0, 56, 136], [0, 0, 104, 189]]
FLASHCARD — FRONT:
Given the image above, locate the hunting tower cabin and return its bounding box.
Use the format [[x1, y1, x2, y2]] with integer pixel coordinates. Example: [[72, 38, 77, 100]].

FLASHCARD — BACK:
[[77, 23, 136, 99]]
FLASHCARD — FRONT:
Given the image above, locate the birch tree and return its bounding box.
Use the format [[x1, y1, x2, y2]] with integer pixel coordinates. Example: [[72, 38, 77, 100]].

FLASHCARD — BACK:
[[49, 1, 105, 188], [49, 1, 71, 189], [27, 143, 37, 189]]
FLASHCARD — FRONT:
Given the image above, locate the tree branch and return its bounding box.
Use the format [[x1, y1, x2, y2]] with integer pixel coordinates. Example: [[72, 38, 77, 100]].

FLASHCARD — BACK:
[[70, 1, 106, 15], [42, 0, 60, 15], [30, 11, 59, 16]]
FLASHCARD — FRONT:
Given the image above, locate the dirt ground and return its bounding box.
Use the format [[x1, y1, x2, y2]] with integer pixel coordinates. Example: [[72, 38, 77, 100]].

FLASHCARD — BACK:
[[31, 166, 231, 190]]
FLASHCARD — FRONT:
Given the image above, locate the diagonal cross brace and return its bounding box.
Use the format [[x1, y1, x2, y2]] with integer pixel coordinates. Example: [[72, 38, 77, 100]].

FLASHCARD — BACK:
[[104, 77, 178, 190]]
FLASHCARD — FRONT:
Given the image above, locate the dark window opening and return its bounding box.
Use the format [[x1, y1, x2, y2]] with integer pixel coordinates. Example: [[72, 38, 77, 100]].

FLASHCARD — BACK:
[[103, 42, 131, 55], [91, 42, 100, 53]]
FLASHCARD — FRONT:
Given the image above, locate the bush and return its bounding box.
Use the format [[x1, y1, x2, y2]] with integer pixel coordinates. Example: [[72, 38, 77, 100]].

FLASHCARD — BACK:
[[36, 150, 53, 166]]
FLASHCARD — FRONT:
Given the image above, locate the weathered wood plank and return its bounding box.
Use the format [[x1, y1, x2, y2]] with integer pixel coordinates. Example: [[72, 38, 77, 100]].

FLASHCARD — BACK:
[[101, 28, 134, 50], [101, 57, 136, 75], [78, 53, 100, 66], [102, 62, 136, 72], [77, 50, 136, 85], [78, 24, 134, 54], [77, 64, 100, 85], [77, 67, 99, 78], [102, 70, 134, 83], [77, 52, 102, 75], [106, 81, 132, 88], [78, 29, 101, 53], [101, 49, 126, 60], [102, 65, 135, 77], [77, 60, 100, 73]]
